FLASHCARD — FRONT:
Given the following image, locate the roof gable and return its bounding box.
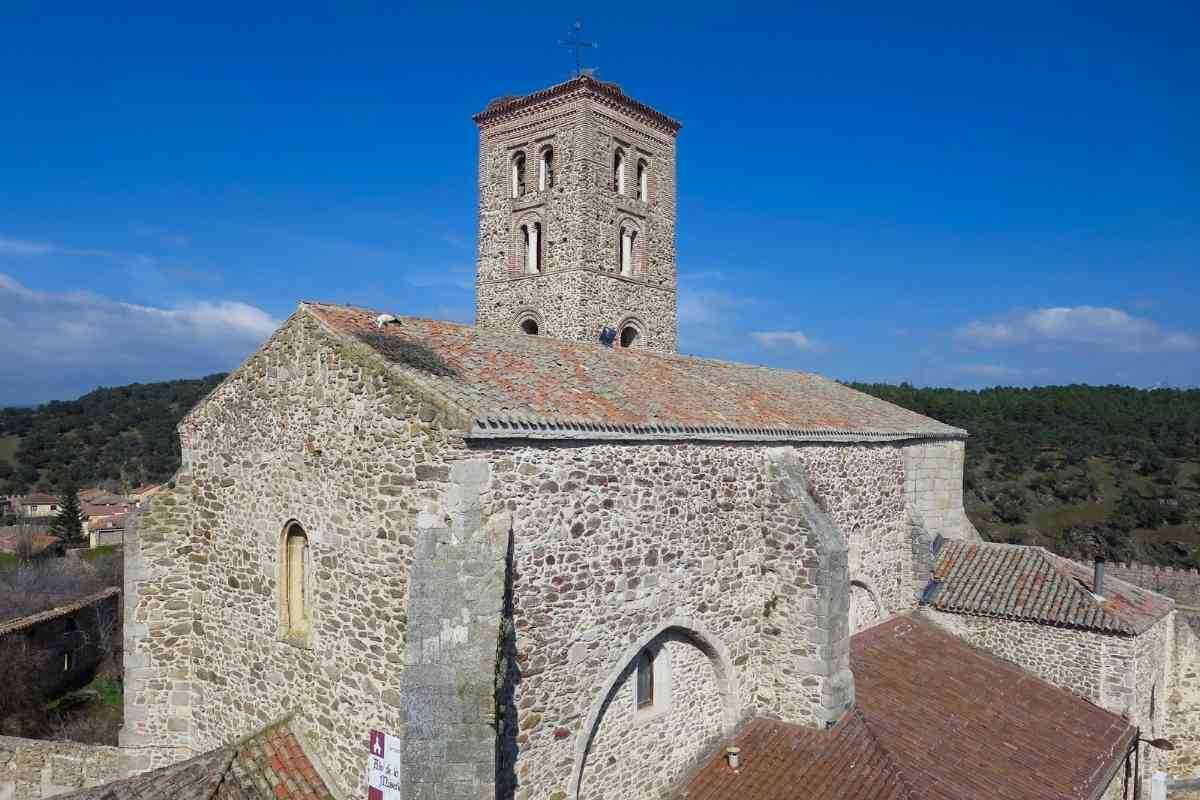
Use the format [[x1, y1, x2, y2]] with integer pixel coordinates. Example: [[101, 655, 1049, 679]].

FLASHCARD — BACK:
[[927, 540, 1174, 634], [304, 303, 964, 443]]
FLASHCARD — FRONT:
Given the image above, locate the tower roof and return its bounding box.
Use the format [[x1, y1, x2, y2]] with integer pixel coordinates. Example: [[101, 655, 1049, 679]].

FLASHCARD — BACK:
[[300, 303, 965, 443], [472, 74, 682, 134]]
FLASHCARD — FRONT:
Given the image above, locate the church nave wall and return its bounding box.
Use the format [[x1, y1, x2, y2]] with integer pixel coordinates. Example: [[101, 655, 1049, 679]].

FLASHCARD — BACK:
[[473, 438, 911, 799], [127, 312, 460, 797]]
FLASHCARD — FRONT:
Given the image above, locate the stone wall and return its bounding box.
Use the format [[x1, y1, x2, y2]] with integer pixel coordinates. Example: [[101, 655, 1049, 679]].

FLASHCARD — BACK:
[[125, 311, 464, 796], [469, 439, 909, 800], [902, 439, 979, 541], [396, 459, 509, 800], [476, 271, 677, 353], [1167, 614, 1200, 780], [578, 632, 724, 800], [475, 80, 679, 353], [1136, 615, 1172, 783], [922, 609, 1119, 709], [120, 482, 199, 773], [0, 736, 125, 800], [1107, 564, 1200, 608]]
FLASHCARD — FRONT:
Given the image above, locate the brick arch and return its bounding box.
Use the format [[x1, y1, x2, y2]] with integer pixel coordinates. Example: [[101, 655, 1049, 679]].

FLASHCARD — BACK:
[[615, 315, 646, 349], [513, 307, 544, 336], [570, 616, 739, 800]]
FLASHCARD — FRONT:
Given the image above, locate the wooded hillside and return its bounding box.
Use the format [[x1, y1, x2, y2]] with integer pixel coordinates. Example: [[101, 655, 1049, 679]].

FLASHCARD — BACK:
[[853, 383, 1200, 568], [0, 375, 224, 494]]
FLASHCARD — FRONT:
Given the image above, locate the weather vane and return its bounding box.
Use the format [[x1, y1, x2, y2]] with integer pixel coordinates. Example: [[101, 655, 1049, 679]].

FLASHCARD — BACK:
[[560, 21, 597, 77]]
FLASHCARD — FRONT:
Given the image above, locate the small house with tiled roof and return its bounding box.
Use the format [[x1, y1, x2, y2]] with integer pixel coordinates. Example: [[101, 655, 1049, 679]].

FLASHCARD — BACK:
[[920, 540, 1177, 782], [72, 73, 1183, 800]]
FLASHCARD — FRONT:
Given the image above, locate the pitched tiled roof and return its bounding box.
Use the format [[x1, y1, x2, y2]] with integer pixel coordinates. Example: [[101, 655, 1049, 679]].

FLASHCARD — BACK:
[[926, 540, 1174, 634], [303, 303, 965, 443], [61, 718, 334, 800], [0, 587, 119, 637], [677, 614, 1135, 800], [679, 711, 913, 800]]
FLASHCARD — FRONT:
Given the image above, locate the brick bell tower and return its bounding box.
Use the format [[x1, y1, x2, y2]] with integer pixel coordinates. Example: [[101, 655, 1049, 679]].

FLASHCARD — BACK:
[[472, 75, 681, 353]]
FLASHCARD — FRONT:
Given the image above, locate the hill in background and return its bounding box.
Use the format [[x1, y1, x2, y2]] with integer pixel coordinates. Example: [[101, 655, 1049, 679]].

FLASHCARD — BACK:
[[853, 383, 1200, 568], [2, 377, 1197, 569], [0, 375, 225, 494]]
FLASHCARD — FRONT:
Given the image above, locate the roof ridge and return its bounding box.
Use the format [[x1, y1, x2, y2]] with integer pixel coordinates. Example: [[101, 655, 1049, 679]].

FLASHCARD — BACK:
[[204, 746, 240, 800], [847, 707, 919, 800]]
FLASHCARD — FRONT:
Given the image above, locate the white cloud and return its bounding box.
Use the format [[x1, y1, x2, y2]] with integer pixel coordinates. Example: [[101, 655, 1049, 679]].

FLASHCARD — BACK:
[[751, 330, 826, 352], [0, 236, 57, 256], [0, 274, 279, 404], [957, 306, 1199, 353], [958, 363, 1021, 378]]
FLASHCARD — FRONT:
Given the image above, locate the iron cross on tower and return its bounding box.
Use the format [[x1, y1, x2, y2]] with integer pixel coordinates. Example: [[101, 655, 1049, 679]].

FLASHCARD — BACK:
[[560, 21, 597, 76]]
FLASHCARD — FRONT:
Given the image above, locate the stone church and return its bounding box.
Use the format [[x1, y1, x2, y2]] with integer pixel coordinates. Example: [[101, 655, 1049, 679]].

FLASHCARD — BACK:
[[7, 75, 1197, 800]]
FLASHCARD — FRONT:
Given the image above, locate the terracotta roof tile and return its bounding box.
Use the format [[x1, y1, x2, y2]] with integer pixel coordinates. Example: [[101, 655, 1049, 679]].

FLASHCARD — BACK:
[[677, 614, 1135, 800], [303, 303, 964, 443], [60, 718, 335, 800], [927, 541, 1174, 634]]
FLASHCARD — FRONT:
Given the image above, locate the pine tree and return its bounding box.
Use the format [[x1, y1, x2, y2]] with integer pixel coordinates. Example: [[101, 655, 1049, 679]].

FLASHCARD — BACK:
[[50, 483, 87, 547]]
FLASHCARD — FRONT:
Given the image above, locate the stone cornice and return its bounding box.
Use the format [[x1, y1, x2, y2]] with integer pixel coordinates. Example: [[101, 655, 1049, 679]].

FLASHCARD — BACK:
[[474, 76, 682, 136], [464, 415, 967, 445]]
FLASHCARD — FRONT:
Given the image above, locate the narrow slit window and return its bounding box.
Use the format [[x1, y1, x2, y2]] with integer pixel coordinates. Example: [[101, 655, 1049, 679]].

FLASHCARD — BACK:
[[637, 160, 648, 201], [613, 149, 625, 194], [636, 649, 654, 708], [283, 523, 310, 637]]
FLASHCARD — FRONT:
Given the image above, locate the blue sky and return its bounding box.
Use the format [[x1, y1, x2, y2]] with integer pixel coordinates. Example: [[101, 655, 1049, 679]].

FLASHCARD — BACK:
[[1, 2, 1197, 405]]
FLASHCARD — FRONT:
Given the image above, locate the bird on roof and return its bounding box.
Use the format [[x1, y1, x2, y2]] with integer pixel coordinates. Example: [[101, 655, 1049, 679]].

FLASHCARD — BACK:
[[375, 314, 398, 329]]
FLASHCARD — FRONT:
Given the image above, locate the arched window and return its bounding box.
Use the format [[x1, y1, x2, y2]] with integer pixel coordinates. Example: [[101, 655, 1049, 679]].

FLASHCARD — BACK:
[[539, 146, 554, 191], [522, 222, 542, 274], [512, 153, 526, 198], [637, 159, 648, 201], [620, 325, 639, 348], [613, 149, 625, 194], [636, 649, 655, 708], [281, 522, 310, 638], [521, 318, 539, 335], [619, 227, 636, 276]]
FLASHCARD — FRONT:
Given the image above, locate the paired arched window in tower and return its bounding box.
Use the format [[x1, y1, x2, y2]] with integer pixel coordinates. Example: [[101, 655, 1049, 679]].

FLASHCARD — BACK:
[[637, 159, 648, 201], [521, 222, 542, 274], [619, 225, 638, 276], [511, 152, 527, 198], [613, 148, 626, 194], [539, 146, 554, 191], [280, 522, 310, 639]]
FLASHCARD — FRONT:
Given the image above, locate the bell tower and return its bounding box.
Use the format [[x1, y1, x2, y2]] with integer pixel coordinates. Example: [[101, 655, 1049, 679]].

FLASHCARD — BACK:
[[473, 76, 681, 353]]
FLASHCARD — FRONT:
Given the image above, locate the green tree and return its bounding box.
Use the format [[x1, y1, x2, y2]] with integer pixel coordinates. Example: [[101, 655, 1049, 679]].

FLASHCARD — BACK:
[[49, 484, 87, 547]]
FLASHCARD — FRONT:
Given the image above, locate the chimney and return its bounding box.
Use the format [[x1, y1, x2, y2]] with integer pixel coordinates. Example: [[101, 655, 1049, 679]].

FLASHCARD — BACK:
[[1094, 556, 1106, 598], [725, 746, 740, 770]]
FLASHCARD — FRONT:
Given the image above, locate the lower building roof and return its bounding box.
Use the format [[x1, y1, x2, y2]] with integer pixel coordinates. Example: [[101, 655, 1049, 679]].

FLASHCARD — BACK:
[[926, 540, 1174, 634], [60, 717, 334, 800], [676, 613, 1135, 800]]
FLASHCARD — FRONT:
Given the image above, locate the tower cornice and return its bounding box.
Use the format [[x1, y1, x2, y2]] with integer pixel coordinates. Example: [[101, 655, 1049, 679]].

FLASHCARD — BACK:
[[473, 75, 682, 136]]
